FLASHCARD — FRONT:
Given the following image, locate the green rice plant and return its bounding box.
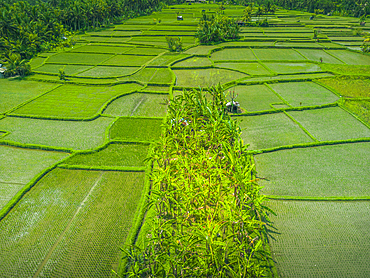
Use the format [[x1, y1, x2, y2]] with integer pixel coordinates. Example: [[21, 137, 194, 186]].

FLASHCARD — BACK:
[[294, 49, 343, 64], [0, 117, 113, 150], [215, 62, 272, 75], [11, 83, 142, 119], [111, 30, 142, 36], [173, 68, 247, 87], [0, 146, 68, 209], [38, 171, 146, 277], [122, 86, 274, 277], [35, 64, 93, 75], [238, 113, 314, 150], [147, 53, 190, 67], [65, 142, 149, 168], [287, 107, 370, 141], [342, 99, 370, 125], [267, 200, 370, 277], [317, 76, 370, 98], [268, 81, 338, 107], [47, 53, 113, 65], [211, 48, 257, 61], [103, 93, 169, 117], [326, 50, 370, 65], [184, 45, 220, 55], [70, 44, 134, 54], [109, 117, 163, 142], [76, 66, 140, 78], [149, 68, 175, 84], [256, 142, 370, 197], [102, 55, 155, 67], [242, 73, 334, 84], [173, 57, 213, 67], [264, 62, 322, 74], [29, 56, 47, 69], [253, 48, 306, 61], [228, 84, 282, 112], [0, 79, 57, 114], [124, 47, 167, 55], [0, 169, 102, 277]]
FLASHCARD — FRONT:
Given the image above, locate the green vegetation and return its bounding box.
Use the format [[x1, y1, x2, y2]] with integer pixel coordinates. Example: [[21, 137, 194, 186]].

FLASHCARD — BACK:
[[288, 107, 370, 141], [65, 143, 149, 168], [267, 200, 370, 277], [269, 81, 338, 107], [216, 62, 271, 75], [239, 113, 313, 150], [11, 83, 142, 119], [195, 12, 240, 44], [263, 62, 322, 74], [123, 87, 273, 277], [0, 117, 113, 150], [0, 146, 68, 209], [166, 36, 183, 52], [253, 48, 306, 61], [211, 48, 257, 61], [110, 117, 163, 142], [256, 143, 370, 197]]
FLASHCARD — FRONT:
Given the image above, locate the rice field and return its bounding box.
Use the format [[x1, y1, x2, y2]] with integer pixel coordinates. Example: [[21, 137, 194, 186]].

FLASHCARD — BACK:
[[2, 3, 370, 277]]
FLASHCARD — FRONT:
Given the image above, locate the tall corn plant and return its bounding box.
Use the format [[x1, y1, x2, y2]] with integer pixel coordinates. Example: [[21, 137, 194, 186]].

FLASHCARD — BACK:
[[122, 85, 274, 277]]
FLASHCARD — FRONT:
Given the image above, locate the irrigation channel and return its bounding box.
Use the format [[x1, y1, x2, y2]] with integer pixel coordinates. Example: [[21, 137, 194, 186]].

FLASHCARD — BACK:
[[1, 3, 370, 277]]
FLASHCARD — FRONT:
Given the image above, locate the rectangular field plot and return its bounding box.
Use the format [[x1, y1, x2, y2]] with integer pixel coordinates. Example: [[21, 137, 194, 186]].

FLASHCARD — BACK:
[[210, 48, 257, 61], [288, 107, 370, 141], [327, 50, 370, 65], [173, 57, 213, 67], [124, 47, 167, 56], [253, 49, 306, 61], [295, 49, 343, 64], [318, 77, 370, 98], [269, 81, 338, 107], [11, 83, 142, 119], [263, 62, 322, 74], [185, 45, 220, 55], [76, 66, 139, 78], [0, 146, 68, 209], [256, 142, 370, 197], [70, 44, 133, 54], [47, 53, 113, 65], [37, 171, 145, 277], [34, 64, 93, 75], [110, 117, 163, 142], [0, 79, 57, 114], [0, 117, 113, 150], [103, 93, 168, 117], [229, 84, 281, 112], [173, 68, 247, 87], [0, 169, 145, 277], [0, 169, 102, 277], [147, 53, 190, 67], [102, 54, 155, 67], [238, 113, 313, 150], [215, 62, 271, 75], [267, 200, 370, 277], [65, 143, 149, 167]]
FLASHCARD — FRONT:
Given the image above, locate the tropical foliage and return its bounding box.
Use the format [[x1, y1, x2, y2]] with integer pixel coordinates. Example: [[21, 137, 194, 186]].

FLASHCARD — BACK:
[[0, 0, 167, 77], [196, 12, 240, 44], [123, 86, 273, 277], [166, 36, 183, 52]]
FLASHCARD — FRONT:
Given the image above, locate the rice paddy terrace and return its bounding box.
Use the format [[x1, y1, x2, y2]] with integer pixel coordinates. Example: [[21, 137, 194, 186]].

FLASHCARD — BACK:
[[0, 3, 370, 277]]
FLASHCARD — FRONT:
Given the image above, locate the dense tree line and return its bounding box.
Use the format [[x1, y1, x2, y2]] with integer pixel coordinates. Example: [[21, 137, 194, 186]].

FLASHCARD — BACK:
[[0, 0, 168, 76]]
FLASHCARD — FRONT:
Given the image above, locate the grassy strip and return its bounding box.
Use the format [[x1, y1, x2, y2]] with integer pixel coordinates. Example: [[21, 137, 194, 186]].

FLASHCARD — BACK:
[[231, 102, 338, 117], [264, 83, 292, 107], [323, 49, 347, 64], [57, 164, 146, 171], [249, 137, 370, 155], [0, 140, 74, 153], [265, 195, 370, 201], [339, 103, 370, 130], [121, 86, 273, 277], [0, 156, 71, 221]]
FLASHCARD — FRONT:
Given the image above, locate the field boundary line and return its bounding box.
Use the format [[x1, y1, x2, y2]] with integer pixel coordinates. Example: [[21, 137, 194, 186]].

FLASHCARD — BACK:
[[57, 164, 146, 172], [32, 172, 104, 278], [266, 195, 370, 201], [250, 138, 370, 155], [283, 110, 318, 142], [0, 155, 71, 221], [0, 140, 73, 153]]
